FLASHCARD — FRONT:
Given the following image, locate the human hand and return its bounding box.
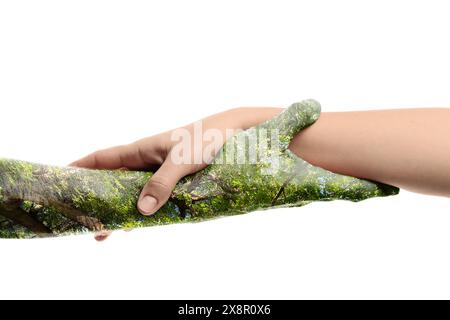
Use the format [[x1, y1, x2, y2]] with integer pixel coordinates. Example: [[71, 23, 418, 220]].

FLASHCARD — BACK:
[[71, 107, 281, 217], [70, 103, 311, 241]]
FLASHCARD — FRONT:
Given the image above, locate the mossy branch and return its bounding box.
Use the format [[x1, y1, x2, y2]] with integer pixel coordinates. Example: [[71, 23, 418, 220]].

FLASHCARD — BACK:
[[0, 100, 399, 238]]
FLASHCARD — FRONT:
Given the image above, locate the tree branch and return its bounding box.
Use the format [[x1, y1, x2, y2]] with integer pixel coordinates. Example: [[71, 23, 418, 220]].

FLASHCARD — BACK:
[[0, 200, 53, 237]]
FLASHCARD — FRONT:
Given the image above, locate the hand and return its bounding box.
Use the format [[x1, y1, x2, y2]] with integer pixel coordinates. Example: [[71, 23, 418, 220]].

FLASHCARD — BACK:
[[70, 102, 316, 241], [71, 107, 281, 217], [72, 107, 282, 241]]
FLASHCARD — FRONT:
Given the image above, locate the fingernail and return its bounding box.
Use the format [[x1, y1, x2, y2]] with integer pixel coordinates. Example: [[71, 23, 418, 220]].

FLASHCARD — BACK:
[[95, 231, 111, 242], [139, 196, 158, 215]]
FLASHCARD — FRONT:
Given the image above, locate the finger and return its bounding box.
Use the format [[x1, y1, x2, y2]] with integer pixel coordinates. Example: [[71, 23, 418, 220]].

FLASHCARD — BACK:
[[256, 99, 321, 148], [137, 157, 190, 216], [70, 143, 162, 170], [95, 230, 112, 241]]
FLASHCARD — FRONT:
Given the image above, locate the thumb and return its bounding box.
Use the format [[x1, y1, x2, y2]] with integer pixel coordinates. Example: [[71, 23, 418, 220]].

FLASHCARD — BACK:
[[256, 99, 321, 150], [137, 158, 188, 216]]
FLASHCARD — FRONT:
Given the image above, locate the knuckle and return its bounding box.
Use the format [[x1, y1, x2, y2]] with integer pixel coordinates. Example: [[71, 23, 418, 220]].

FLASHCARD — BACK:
[[147, 175, 173, 194], [89, 151, 101, 166]]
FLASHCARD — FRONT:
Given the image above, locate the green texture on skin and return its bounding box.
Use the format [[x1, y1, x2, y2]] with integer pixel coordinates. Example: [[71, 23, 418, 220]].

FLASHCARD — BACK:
[[0, 100, 399, 238]]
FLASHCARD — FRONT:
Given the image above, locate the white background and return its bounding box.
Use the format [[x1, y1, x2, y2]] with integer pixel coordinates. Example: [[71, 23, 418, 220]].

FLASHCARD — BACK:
[[0, 0, 449, 299]]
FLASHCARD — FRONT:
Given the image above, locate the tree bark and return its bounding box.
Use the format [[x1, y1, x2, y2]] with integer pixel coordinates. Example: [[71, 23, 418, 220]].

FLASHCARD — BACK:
[[0, 100, 399, 238]]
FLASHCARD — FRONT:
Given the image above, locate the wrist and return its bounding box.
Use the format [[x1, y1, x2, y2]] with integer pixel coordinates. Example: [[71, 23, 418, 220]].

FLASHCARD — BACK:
[[230, 106, 283, 129]]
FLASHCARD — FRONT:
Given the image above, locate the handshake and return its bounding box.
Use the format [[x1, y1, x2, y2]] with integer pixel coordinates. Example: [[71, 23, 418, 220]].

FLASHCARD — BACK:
[[0, 100, 398, 239]]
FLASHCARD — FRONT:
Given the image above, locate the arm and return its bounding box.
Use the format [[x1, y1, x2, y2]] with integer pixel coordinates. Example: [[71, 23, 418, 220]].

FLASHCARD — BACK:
[[238, 107, 450, 197]]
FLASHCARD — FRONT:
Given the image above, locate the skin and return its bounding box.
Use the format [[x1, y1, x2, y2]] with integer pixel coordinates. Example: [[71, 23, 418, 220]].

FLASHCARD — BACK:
[[71, 107, 450, 240]]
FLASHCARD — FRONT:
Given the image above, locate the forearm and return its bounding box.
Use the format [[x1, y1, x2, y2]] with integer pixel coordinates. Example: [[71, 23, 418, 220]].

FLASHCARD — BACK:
[[237, 107, 450, 197]]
